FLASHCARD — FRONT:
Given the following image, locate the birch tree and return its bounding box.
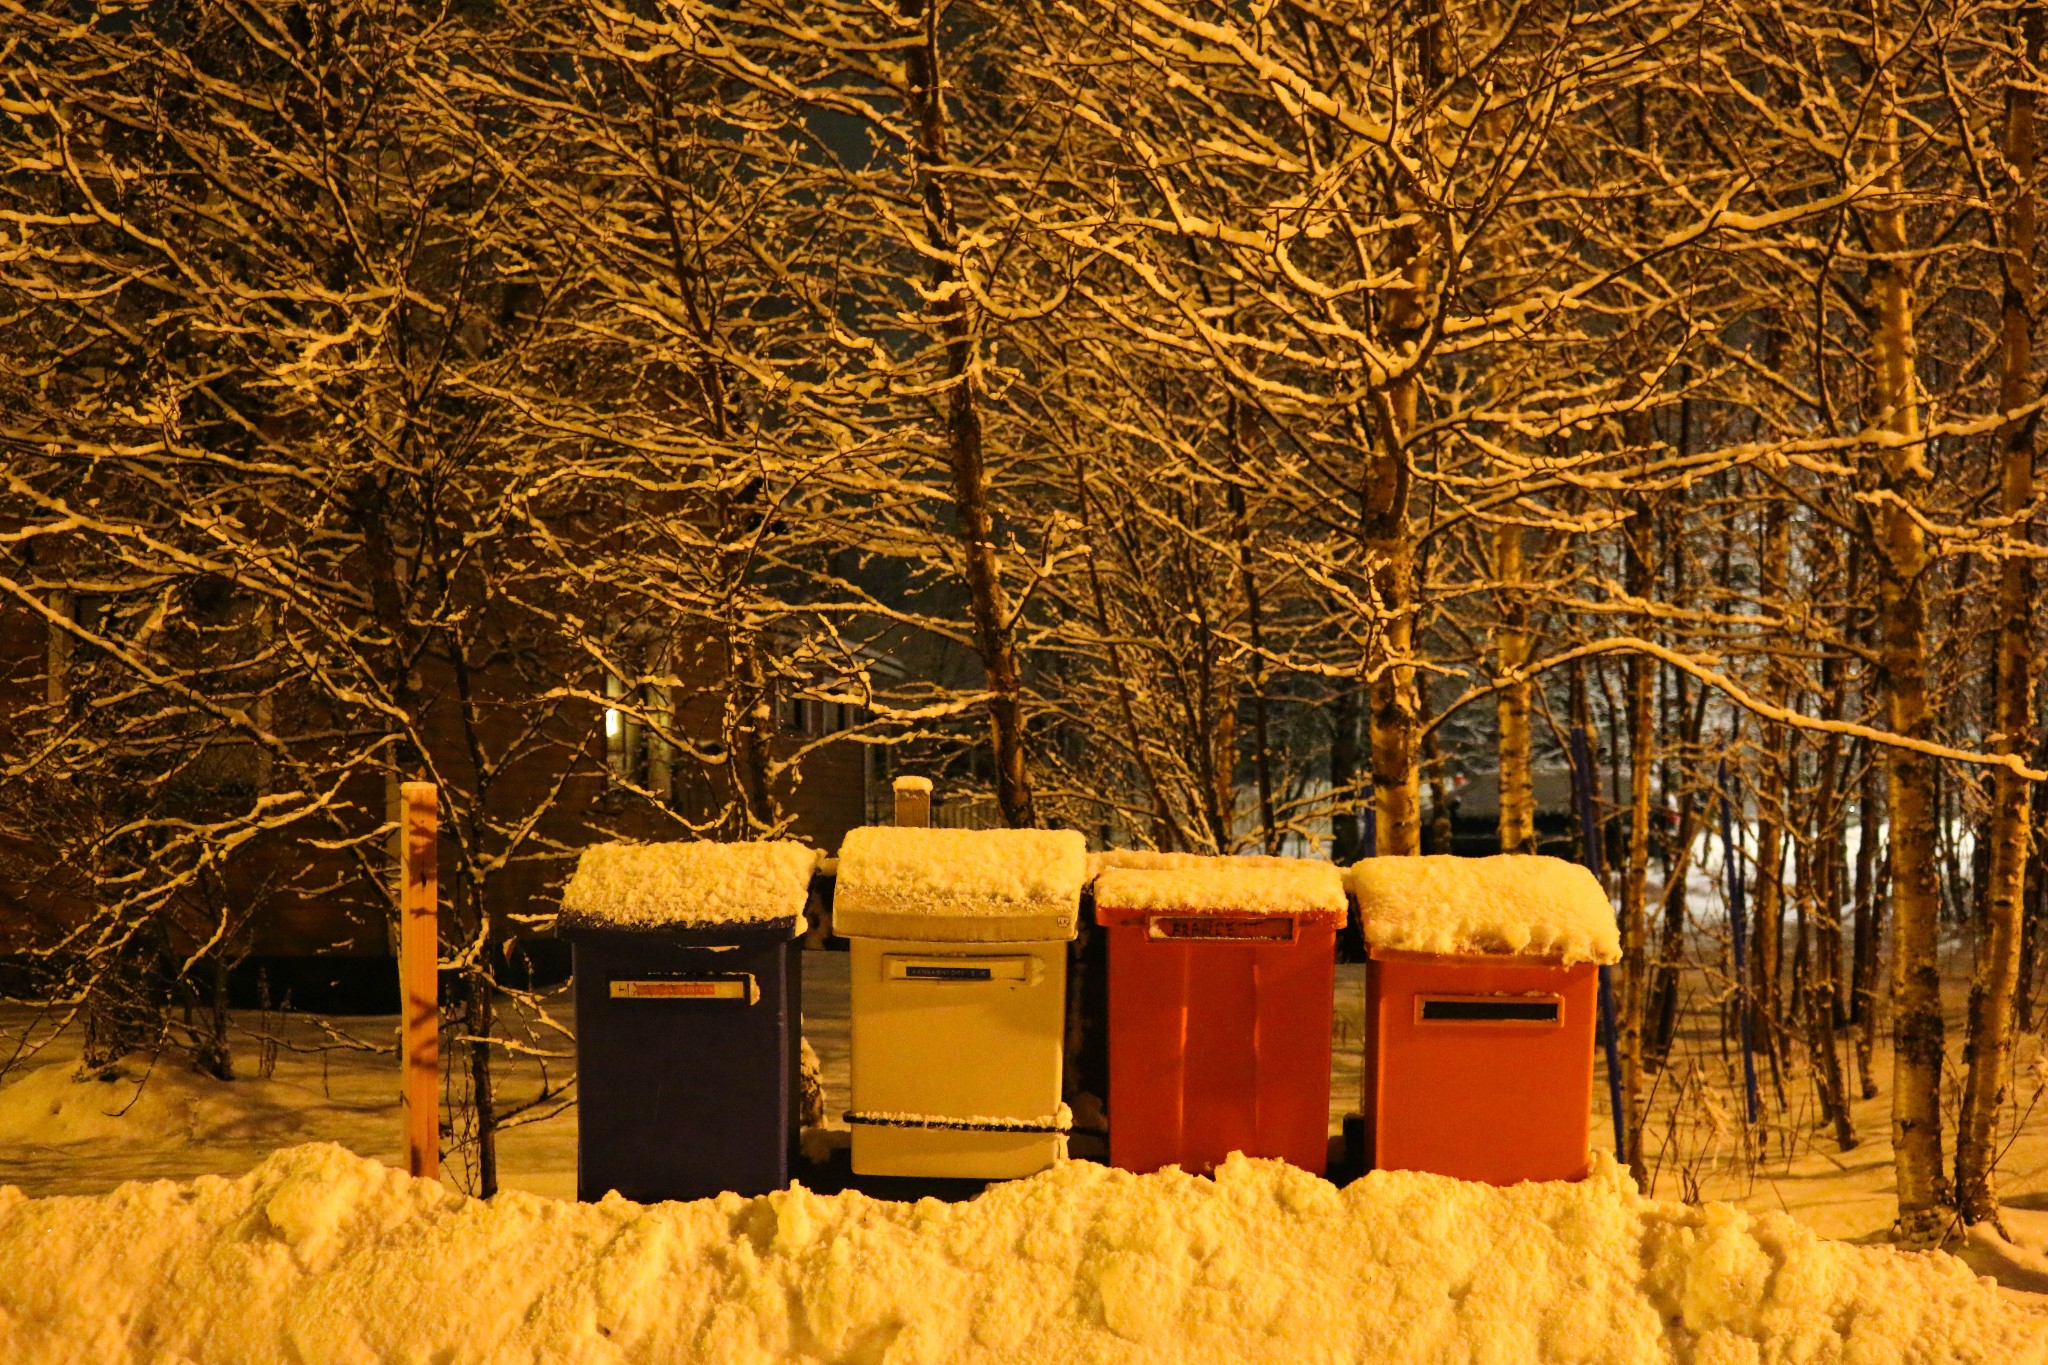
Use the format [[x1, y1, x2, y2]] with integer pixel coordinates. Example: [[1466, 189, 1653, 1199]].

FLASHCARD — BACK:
[[1955, 0, 2041, 1232]]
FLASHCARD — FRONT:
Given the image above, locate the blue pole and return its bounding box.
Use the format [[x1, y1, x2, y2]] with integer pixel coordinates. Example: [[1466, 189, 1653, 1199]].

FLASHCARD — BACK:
[[1570, 725, 1626, 1162], [1717, 761, 1761, 1125]]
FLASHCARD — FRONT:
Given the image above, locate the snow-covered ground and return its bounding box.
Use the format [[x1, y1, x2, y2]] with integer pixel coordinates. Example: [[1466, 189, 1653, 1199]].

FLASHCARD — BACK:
[[3, 947, 2047, 1360], [3, 953, 2044, 1236], [0, 954, 1292, 1202], [1588, 946, 2048, 1253]]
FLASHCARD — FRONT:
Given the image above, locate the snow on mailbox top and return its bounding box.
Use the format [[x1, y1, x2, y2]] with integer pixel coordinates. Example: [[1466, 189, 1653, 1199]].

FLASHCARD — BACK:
[[559, 840, 818, 934], [833, 826, 1087, 942], [1091, 851, 1346, 924], [1348, 854, 1620, 965]]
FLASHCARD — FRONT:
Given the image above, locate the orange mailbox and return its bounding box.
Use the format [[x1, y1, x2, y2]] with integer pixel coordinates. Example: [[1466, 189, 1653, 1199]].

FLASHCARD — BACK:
[[1349, 854, 1620, 1186], [1094, 852, 1347, 1176]]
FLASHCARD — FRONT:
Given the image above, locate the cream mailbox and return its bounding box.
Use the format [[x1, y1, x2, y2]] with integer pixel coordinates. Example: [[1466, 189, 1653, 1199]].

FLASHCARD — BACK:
[[835, 825, 1087, 1179], [1350, 854, 1620, 1186]]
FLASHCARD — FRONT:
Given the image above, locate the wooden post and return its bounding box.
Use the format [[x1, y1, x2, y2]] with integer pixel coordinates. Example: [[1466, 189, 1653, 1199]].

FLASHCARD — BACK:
[[400, 780, 439, 1181], [893, 775, 932, 828]]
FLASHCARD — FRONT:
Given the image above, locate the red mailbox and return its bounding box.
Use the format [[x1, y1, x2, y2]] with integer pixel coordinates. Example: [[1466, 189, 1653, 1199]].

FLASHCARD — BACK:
[[1093, 852, 1347, 1176], [1350, 854, 1620, 1185]]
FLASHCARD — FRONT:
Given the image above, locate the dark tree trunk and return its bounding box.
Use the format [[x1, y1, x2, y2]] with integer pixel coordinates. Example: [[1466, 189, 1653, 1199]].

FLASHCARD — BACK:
[[903, 0, 1036, 827], [1331, 685, 1364, 864]]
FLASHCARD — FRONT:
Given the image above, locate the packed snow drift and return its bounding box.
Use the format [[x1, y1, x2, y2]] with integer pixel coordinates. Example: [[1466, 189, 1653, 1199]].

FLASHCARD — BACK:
[[1092, 854, 1347, 922], [0, 1143, 2039, 1365], [833, 826, 1087, 941], [558, 839, 819, 931], [1350, 854, 1623, 964]]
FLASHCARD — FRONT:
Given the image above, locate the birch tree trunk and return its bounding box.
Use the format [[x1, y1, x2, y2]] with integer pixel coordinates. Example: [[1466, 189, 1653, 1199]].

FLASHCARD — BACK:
[[1753, 497, 1791, 1059], [1864, 8, 1951, 1238], [1423, 688, 1453, 856], [2020, 772, 2047, 1031], [1645, 794, 1704, 1069], [467, 958, 498, 1197], [714, 477, 776, 834], [1646, 463, 1701, 1071], [1620, 522, 1654, 1181], [1366, 419, 1419, 859], [1956, 2, 2041, 1229], [1854, 789, 1889, 1100], [1496, 519, 1536, 855], [1808, 648, 1857, 1148], [1365, 1, 1437, 861], [730, 644, 778, 831], [1227, 403, 1279, 853], [1754, 745, 1790, 1060]]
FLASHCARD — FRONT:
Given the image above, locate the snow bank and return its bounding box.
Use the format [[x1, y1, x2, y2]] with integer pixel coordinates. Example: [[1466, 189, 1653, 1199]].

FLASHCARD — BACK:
[[1350, 854, 1622, 965], [1958, 1208, 2048, 1297], [1092, 853, 1346, 923], [833, 826, 1086, 942], [0, 1144, 2038, 1365], [0, 1059, 315, 1151], [559, 840, 818, 932]]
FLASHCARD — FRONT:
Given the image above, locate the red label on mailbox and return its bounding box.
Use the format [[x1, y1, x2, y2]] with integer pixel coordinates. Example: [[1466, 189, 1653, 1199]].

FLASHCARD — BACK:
[[1147, 916, 1296, 943]]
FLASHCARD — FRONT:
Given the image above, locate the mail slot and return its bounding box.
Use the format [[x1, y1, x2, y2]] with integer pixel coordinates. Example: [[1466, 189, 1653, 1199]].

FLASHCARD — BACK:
[[609, 975, 760, 1004], [1093, 852, 1346, 1177], [836, 826, 1086, 1180], [1415, 995, 1561, 1025], [560, 840, 818, 1203], [1351, 855, 1621, 1186]]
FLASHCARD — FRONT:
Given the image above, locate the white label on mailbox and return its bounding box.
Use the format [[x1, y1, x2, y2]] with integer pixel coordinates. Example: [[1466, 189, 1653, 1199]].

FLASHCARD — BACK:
[[885, 955, 1033, 984], [1147, 916, 1296, 943], [609, 977, 757, 1004]]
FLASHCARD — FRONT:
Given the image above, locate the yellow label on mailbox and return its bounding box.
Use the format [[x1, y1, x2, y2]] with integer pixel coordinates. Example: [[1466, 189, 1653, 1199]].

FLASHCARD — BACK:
[[1147, 916, 1296, 943], [609, 976, 757, 1004]]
